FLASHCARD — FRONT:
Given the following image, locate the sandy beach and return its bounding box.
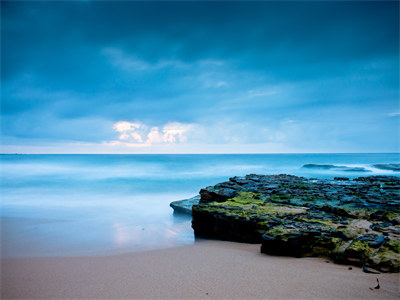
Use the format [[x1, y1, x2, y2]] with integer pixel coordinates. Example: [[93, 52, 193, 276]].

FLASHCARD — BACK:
[[1, 240, 399, 299]]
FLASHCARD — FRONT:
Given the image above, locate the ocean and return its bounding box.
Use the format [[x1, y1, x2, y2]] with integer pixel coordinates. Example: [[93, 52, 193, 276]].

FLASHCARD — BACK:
[[1, 153, 399, 258]]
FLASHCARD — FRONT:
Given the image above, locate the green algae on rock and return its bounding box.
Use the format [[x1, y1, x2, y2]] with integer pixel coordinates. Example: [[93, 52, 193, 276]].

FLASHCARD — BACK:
[[187, 174, 400, 272]]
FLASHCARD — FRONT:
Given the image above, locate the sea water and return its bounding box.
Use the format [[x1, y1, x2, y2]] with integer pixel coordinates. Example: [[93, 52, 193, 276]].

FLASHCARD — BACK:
[[1, 153, 399, 258]]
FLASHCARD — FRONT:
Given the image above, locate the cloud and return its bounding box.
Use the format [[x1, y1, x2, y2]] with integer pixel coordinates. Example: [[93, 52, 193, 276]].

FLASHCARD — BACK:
[[113, 121, 141, 132], [162, 122, 194, 143], [387, 111, 400, 117], [102, 47, 150, 71], [1, 1, 398, 154], [130, 132, 144, 143], [147, 127, 163, 144], [113, 122, 144, 142], [110, 121, 195, 147], [102, 47, 190, 73]]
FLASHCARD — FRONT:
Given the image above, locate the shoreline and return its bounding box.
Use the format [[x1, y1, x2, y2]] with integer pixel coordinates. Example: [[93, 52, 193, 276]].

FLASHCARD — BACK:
[[2, 240, 399, 299]]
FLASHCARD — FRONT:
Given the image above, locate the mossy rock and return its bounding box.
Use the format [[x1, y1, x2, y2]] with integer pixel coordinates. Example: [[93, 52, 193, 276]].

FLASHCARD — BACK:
[[190, 174, 400, 272]]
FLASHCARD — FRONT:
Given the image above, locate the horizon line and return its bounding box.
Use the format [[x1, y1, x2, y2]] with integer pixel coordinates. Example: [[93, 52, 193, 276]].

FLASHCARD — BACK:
[[1, 152, 400, 155]]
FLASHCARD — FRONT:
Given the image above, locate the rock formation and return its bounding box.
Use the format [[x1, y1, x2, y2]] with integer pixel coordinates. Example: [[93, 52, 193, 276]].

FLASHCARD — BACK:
[[171, 174, 400, 272]]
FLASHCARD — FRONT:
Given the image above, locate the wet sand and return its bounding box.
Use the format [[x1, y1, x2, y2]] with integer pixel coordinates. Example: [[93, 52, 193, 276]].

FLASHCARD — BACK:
[[1, 240, 399, 299]]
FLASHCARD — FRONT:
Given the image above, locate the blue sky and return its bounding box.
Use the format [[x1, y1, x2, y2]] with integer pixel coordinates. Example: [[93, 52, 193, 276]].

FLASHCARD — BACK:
[[1, 1, 399, 153]]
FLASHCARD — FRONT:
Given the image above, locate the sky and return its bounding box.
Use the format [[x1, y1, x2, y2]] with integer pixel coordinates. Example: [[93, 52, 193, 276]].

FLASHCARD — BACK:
[[1, 1, 399, 154]]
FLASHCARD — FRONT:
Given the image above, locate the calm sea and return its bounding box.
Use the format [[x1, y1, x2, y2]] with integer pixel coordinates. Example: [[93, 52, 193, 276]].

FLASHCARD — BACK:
[[1, 153, 399, 258]]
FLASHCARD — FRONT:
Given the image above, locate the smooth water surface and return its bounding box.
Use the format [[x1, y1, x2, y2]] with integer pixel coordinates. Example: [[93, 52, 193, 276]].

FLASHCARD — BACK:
[[1, 154, 399, 257]]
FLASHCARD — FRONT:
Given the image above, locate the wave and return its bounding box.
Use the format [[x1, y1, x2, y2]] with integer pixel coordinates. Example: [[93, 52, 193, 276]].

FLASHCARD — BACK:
[[302, 163, 399, 173], [373, 163, 400, 171]]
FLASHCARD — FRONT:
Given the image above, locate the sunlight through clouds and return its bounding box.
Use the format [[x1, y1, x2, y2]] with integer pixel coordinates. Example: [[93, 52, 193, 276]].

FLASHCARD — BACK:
[[111, 121, 195, 147]]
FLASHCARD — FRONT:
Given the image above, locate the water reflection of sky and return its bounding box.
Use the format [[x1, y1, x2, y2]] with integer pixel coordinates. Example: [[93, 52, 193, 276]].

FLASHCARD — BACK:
[[2, 203, 194, 258]]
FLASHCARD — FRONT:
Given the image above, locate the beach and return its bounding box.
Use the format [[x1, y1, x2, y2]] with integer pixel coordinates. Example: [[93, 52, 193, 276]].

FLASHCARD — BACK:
[[2, 0, 400, 296], [2, 240, 399, 299], [1, 154, 399, 298]]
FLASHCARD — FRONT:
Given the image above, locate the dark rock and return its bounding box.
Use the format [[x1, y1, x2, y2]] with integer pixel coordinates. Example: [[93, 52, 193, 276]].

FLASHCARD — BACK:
[[362, 266, 380, 274], [184, 174, 400, 272], [370, 222, 392, 231], [358, 234, 387, 248], [229, 176, 252, 185], [369, 210, 390, 222], [199, 187, 238, 203], [261, 233, 314, 257], [170, 195, 200, 215], [192, 204, 262, 243], [353, 175, 400, 183], [334, 177, 350, 181], [261, 235, 288, 255], [320, 205, 350, 218], [391, 219, 400, 225]]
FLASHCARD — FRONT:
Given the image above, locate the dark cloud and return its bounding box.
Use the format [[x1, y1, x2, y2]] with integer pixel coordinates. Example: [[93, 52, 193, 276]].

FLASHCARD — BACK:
[[1, 1, 399, 151], [2, 1, 398, 78]]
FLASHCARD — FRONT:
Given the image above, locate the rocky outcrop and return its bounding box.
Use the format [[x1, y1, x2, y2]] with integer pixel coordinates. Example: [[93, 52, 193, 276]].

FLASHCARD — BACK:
[[170, 195, 200, 215], [189, 174, 400, 272]]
